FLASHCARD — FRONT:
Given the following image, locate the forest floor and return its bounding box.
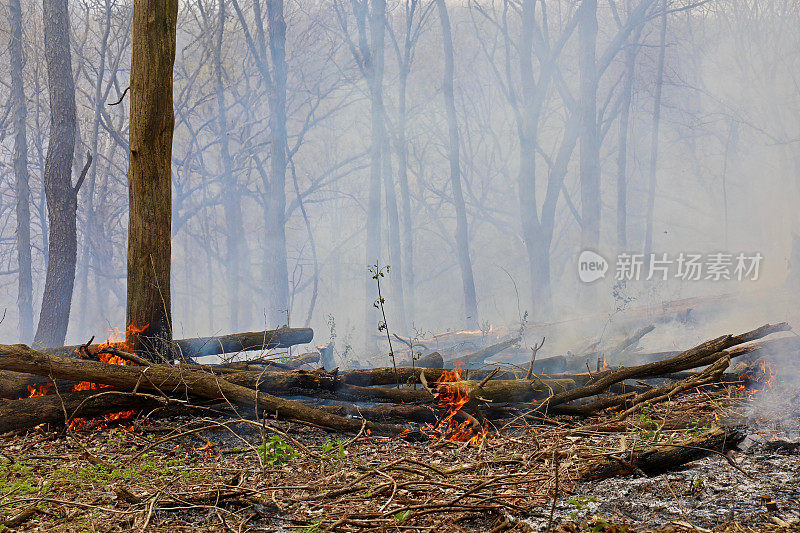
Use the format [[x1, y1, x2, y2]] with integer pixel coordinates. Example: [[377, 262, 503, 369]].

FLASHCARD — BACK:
[[1, 388, 798, 532]]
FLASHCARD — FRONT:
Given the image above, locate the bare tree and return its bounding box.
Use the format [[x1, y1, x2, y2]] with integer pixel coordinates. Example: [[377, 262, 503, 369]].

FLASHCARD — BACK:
[[435, 0, 479, 330], [578, 0, 600, 251], [643, 1, 667, 258], [387, 0, 433, 329], [35, 0, 87, 347], [615, 16, 643, 250], [333, 0, 388, 350], [230, 0, 290, 328], [9, 0, 33, 342]]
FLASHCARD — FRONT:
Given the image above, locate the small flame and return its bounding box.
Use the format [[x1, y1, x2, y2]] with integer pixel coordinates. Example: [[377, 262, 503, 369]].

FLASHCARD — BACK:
[[193, 440, 218, 458], [25, 382, 54, 398]]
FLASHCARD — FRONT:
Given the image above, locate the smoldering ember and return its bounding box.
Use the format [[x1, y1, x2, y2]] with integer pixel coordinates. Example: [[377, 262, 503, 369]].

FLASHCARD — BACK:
[[1, 0, 799, 532]]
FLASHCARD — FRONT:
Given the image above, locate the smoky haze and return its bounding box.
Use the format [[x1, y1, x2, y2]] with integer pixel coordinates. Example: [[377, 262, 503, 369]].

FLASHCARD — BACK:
[[0, 0, 797, 360]]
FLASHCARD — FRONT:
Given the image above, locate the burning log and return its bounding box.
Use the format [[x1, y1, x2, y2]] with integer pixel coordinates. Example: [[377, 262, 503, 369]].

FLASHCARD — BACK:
[[0, 343, 416, 437], [219, 366, 572, 404], [0, 371, 79, 400], [581, 426, 746, 480], [0, 328, 317, 398], [535, 323, 789, 413], [40, 326, 314, 359], [0, 389, 168, 433], [569, 355, 732, 419]]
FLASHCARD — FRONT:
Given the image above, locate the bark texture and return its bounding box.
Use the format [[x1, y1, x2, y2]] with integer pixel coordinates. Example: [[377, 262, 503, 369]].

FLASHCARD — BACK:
[[34, 0, 79, 347], [126, 0, 179, 355]]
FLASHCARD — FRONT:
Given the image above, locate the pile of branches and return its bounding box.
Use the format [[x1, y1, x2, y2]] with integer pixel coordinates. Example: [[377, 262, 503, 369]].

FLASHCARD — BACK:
[[0, 323, 792, 443]]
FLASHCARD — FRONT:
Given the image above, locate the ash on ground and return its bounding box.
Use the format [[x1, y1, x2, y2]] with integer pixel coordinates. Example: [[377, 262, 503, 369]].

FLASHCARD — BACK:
[[525, 438, 799, 531]]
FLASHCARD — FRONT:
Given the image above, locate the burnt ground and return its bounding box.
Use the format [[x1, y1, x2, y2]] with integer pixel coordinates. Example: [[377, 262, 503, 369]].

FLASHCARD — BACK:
[[1, 388, 799, 532]]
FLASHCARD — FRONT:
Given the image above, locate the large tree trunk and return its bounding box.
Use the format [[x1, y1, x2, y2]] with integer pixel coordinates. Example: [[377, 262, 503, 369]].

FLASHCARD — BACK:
[[9, 0, 34, 344], [436, 0, 479, 330], [264, 0, 290, 328], [643, 3, 667, 258], [125, 0, 178, 355], [578, 0, 600, 251], [34, 0, 79, 348], [43, 326, 313, 359], [363, 0, 387, 353]]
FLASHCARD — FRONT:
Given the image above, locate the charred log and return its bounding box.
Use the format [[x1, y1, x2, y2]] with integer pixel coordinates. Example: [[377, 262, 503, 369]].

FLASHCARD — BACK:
[[582, 426, 746, 480], [0, 343, 413, 437]]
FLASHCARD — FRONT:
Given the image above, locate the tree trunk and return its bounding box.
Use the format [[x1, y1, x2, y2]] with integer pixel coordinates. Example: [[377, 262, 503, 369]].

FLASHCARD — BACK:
[[395, 62, 414, 327], [382, 136, 408, 333], [578, 0, 600, 251], [364, 0, 386, 352], [436, 0, 479, 330], [616, 25, 640, 250], [264, 0, 290, 328], [34, 0, 79, 348], [9, 0, 34, 344], [214, 0, 247, 332], [43, 326, 313, 359], [643, 2, 667, 258], [517, 0, 551, 319], [78, 0, 113, 338], [126, 0, 178, 355]]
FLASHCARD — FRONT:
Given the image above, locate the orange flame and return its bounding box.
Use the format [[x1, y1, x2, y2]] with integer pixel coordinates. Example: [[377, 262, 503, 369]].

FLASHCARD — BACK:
[[25, 381, 54, 398], [736, 360, 778, 395], [422, 368, 486, 444], [69, 322, 148, 431], [193, 440, 218, 458]]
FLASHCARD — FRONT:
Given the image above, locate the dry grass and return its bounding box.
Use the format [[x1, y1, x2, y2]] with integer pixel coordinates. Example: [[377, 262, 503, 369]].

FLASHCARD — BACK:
[[0, 387, 795, 532]]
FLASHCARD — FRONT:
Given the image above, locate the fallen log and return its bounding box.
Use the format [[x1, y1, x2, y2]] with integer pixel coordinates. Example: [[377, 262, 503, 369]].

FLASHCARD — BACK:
[[0, 371, 78, 400], [592, 324, 655, 360], [572, 355, 732, 419], [446, 337, 521, 365], [398, 351, 444, 369], [221, 367, 573, 404], [0, 389, 169, 434], [581, 426, 746, 480], [0, 344, 416, 438], [40, 326, 314, 359], [535, 323, 789, 413], [340, 366, 530, 387]]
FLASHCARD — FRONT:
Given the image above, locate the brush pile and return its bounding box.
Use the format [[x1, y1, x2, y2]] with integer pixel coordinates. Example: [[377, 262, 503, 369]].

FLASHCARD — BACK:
[[1, 322, 798, 531]]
